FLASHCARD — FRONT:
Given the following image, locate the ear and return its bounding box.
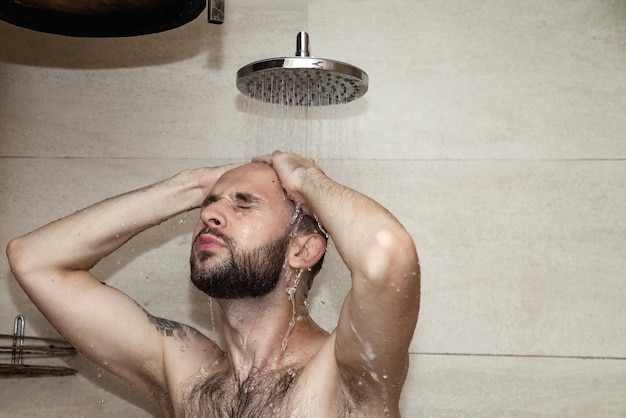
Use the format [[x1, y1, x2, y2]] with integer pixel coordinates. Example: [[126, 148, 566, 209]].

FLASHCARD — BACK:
[[287, 233, 326, 270]]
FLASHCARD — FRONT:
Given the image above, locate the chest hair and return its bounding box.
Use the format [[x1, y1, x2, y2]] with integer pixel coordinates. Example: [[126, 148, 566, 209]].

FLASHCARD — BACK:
[[179, 367, 302, 418]]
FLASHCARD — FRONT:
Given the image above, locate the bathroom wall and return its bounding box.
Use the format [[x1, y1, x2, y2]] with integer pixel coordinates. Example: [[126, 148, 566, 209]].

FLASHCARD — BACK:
[[1, 0, 625, 416]]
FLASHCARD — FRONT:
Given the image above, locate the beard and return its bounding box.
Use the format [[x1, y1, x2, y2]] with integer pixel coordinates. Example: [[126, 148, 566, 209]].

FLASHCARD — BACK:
[[189, 227, 291, 299]]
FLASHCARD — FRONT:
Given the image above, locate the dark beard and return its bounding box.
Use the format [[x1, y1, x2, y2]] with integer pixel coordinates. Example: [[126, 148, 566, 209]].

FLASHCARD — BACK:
[[189, 228, 291, 299]]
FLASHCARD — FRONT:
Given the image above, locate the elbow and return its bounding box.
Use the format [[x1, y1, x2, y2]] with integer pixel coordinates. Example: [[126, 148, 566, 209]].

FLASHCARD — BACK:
[[362, 225, 420, 286], [6, 236, 34, 282]]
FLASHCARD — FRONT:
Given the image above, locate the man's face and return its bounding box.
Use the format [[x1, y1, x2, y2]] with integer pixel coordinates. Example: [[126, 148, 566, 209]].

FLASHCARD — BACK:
[[189, 163, 295, 299]]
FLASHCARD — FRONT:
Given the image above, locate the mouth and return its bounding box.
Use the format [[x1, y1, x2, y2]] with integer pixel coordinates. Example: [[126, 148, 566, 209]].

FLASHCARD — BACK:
[[194, 233, 226, 252]]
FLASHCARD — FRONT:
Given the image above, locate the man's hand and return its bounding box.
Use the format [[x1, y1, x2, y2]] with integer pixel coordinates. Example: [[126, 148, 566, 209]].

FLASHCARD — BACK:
[[253, 151, 325, 214], [194, 162, 246, 206]]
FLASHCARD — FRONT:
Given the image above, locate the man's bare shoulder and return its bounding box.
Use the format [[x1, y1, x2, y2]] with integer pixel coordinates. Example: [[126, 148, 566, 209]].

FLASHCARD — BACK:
[[287, 332, 396, 418], [154, 319, 225, 393]]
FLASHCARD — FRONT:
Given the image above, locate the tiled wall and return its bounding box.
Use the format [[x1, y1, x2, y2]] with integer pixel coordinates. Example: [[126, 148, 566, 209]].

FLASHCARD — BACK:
[[1, 0, 625, 416]]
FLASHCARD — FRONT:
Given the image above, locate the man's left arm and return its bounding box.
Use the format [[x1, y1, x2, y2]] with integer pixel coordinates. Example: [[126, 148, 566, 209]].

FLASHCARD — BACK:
[[256, 152, 420, 402]]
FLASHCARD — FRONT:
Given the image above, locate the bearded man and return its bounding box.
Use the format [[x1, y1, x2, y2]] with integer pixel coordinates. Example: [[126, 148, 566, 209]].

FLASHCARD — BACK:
[[7, 151, 420, 417]]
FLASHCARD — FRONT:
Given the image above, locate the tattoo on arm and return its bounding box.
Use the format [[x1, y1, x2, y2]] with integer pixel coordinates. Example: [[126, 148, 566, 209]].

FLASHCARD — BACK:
[[146, 312, 187, 340]]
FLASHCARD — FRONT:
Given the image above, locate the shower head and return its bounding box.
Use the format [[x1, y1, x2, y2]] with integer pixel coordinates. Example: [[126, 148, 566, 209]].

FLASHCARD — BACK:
[[236, 32, 368, 106]]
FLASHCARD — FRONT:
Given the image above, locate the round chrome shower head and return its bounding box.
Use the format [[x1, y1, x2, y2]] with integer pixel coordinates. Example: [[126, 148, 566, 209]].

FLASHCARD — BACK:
[[236, 32, 369, 106]]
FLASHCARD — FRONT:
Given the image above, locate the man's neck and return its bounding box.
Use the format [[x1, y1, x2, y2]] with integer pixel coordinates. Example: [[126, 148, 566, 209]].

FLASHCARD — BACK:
[[216, 292, 326, 382]]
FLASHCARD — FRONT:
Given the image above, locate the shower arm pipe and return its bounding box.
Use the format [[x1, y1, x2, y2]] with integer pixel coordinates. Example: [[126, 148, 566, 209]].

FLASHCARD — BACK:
[[208, 0, 224, 24], [296, 31, 310, 56]]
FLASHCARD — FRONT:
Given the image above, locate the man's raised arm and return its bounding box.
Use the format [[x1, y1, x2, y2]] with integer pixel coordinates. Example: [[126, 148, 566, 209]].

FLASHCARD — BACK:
[[6, 164, 237, 397], [257, 152, 420, 408]]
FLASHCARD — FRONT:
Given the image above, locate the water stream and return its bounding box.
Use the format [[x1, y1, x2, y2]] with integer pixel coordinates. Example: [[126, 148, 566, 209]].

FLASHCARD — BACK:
[[238, 86, 364, 346]]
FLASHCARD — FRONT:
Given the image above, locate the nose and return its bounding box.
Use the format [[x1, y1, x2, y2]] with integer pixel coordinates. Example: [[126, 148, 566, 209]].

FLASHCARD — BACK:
[[199, 200, 227, 228]]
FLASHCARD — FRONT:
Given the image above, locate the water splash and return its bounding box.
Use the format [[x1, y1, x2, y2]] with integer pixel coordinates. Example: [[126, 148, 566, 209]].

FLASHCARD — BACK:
[[281, 269, 304, 351], [209, 298, 216, 339], [312, 213, 329, 239], [289, 203, 303, 226]]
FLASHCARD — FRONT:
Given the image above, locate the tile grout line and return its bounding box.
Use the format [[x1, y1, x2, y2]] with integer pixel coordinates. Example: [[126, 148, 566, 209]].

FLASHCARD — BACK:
[[410, 351, 626, 361], [1, 156, 626, 162]]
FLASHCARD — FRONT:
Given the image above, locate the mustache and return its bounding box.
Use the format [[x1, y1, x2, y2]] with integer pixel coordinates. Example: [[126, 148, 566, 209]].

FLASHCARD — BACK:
[[193, 227, 233, 247]]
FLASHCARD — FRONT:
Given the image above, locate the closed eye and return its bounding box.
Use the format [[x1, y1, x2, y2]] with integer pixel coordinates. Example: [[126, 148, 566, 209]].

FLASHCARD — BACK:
[[233, 192, 263, 210]]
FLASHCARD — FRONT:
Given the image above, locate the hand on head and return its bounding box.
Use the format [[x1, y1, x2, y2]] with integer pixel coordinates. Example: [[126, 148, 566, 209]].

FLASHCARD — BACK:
[[196, 161, 246, 200], [197, 152, 325, 217], [253, 151, 324, 215]]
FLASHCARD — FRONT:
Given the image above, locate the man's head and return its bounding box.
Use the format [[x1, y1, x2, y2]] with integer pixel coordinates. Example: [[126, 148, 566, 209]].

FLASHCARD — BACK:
[[189, 163, 326, 300]]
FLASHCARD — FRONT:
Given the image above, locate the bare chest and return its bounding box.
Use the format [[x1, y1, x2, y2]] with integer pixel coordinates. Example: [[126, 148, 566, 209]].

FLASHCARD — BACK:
[[178, 368, 305, 418], [174, 364, 376, 418]]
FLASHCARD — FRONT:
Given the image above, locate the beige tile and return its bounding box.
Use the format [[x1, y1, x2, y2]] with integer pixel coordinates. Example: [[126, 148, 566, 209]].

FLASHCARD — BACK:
[[310, 0, 626, 160], [401, 353, 626, 417], [0, 358, 159, 417], [319, 159, 626, 357]]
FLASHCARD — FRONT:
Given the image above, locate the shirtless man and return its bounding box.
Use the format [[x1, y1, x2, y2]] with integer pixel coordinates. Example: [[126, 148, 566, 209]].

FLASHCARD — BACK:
[[7, 151, 420, 417]]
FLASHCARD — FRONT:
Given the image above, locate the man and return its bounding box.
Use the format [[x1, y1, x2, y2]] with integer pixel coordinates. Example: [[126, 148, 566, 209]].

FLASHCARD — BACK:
[[7, 151, 420, 417]]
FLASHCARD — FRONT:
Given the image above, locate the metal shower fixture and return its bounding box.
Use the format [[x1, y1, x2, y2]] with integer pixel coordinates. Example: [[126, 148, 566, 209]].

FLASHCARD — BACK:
[[1, 315, 77, 377], [236, 32, 369, 106]]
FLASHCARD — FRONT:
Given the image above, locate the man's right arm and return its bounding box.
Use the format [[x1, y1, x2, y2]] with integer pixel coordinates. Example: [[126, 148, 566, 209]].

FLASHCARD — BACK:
[[5, 165, 234, 397]]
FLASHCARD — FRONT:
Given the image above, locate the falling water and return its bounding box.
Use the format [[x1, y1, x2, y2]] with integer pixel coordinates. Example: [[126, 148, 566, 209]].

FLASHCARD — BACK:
[[240, 94, 308, 160], [240, 75, 364, 160], [237, 68, 365, 353], [306, 101, 362, 160], [281, 269, 304, 352], [208, 298, 216, 339]]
